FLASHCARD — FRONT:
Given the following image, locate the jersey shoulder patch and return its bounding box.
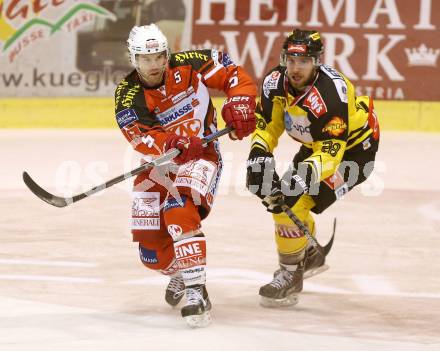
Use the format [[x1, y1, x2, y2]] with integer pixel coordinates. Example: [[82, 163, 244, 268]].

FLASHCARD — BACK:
[[319, 65, 348, 104], [116, 108, 139, 129], [262, 67, 284, 99]]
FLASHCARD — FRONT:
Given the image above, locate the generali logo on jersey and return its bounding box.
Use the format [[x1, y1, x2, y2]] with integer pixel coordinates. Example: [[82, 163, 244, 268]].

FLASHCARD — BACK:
[[303, 87, 327, 118], [0, 0, 116, 63]]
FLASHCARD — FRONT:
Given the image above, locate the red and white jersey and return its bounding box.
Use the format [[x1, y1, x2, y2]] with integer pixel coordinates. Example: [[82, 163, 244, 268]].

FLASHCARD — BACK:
[[114, 49, 257, 161]]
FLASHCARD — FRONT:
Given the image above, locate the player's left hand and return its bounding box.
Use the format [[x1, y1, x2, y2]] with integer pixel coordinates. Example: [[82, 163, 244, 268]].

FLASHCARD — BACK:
[[165, 134, 203, 165], [221, 95, 256, 140], [261, 181, 284, 213], [262, 168, 310, 214]]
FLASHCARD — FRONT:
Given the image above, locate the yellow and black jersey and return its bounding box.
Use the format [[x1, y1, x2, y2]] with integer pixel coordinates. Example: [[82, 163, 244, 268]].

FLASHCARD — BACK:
[[252, 64, 379, 183], [114, 49, 256, 159]]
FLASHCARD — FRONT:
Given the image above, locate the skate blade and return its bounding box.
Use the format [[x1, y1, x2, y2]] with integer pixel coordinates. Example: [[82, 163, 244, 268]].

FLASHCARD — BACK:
[[184, 311, 212, 328], [259, 294, 299, 308], [303, 264, 329, 280]]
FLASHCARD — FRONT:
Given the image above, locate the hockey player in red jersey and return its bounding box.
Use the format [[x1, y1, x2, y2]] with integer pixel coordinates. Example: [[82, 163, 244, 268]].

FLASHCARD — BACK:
[[246, 29, 379, 307], [115, 24, 256, 327]]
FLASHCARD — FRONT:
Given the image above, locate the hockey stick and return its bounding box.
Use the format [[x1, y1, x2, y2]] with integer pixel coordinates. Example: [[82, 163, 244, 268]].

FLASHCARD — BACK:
[[23, 126, 233, 208], [280, 203, 336, 257]]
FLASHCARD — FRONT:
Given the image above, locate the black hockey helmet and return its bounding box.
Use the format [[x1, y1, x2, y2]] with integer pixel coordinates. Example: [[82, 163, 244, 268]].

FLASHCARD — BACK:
[[281, 29, 323, 65]]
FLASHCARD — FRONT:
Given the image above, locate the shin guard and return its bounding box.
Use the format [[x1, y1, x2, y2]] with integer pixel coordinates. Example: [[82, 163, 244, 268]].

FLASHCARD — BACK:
[[174, 234, 207, 286]]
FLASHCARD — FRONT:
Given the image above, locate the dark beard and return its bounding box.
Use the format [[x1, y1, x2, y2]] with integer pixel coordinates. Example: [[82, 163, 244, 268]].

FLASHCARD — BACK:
[[288, 69, 317, 96]]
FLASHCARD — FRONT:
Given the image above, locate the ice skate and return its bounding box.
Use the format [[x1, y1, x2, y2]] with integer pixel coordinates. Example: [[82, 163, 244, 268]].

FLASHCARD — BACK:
[[181, 284, 212, 328], [259, 262, 304, 308], [165, 273, 185, 307], [303, 245, 329, 279]]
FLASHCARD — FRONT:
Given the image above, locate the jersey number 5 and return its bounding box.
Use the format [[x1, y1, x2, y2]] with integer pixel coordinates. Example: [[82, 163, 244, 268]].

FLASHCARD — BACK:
[[174, 71, 182, 84]]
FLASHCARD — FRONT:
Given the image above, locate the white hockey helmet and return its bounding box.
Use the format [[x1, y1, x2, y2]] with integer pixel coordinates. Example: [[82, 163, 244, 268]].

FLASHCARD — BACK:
[[127, 24, 169, 67]]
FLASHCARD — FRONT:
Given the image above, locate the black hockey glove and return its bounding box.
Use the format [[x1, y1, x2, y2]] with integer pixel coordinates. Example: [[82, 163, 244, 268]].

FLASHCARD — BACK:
[[246, 147, 279, 200], [261, 181, 284, 213], [261, 162, 314, 214]]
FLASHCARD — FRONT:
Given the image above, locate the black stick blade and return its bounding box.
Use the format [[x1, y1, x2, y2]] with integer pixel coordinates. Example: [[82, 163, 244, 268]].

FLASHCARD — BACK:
[[22, 172, 72, 208], [322, 218, 336, 256]]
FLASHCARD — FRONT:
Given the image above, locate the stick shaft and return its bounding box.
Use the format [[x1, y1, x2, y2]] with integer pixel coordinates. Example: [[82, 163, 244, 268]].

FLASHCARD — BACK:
[[24, 126, 232, 207]]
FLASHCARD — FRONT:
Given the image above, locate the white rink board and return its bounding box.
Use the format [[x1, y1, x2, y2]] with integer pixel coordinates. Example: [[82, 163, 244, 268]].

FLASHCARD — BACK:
[[0, 130, 439, 351]]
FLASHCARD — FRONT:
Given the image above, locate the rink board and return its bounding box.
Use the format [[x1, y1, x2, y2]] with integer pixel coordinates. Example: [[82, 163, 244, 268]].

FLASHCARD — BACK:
[[1, 97, 440, 131]]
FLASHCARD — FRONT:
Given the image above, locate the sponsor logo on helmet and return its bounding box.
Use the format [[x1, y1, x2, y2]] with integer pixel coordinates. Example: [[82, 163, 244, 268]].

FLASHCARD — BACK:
[[287, 44, 307, 54], [303, 87, 328, 118], [146, 39, 159, 49], [322, 116, 348, 137]]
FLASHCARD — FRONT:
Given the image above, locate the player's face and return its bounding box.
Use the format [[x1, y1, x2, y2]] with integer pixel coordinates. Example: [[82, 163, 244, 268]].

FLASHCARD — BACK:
[[136, 51, 168, 87], [286, 55, 316, 91]]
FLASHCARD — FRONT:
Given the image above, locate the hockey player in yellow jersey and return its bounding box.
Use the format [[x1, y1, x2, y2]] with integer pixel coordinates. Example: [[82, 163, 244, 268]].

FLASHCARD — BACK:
[[246, 29, 380, 307]]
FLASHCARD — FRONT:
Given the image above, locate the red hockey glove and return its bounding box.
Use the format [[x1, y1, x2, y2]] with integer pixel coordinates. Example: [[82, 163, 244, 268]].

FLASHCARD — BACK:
[[165, 134, 203, 165], [221, 95, 256, 140]]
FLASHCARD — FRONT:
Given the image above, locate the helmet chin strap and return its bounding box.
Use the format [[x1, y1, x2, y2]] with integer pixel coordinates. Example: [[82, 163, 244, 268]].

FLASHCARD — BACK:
[[306, 68, 319, 85]]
